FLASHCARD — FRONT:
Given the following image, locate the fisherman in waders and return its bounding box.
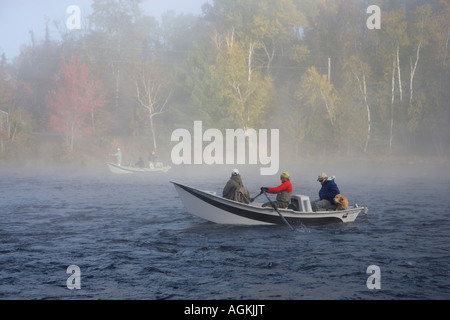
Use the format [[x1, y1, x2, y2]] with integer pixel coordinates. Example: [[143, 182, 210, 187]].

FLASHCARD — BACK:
[[223, 169, 250, 203], [261, 172, 293, 209]]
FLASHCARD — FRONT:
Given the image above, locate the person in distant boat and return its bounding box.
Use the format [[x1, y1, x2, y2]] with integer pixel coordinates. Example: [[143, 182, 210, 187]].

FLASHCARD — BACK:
[[135, 157, 144, 168], [148, 150, 157, 168], [311, 172, 340, 211], [223, 169, 250, 203], [261, 172, 292, 209], [111, 148, 122, 166]]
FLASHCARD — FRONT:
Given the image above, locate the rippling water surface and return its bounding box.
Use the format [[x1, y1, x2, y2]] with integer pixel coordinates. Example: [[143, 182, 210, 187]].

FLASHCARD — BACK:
[[0, 163, 449, 300]]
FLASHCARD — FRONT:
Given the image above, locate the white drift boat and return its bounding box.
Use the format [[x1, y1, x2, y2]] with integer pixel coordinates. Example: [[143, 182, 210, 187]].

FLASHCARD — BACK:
[[171, 181, 368, 226], [106, 162, 171, 174]]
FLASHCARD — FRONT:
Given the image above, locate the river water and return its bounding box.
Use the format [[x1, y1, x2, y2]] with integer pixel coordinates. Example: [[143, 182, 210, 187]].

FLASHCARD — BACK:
[[0, 162, 449, 301]]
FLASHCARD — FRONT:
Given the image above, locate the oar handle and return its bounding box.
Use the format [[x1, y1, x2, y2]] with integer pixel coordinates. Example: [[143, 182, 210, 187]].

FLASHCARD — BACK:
[[250, 191, 263, 202]]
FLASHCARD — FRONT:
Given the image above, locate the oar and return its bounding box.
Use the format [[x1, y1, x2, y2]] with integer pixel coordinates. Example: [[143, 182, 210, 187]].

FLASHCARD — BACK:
[[263, 191, 295, 231], [250, 190, 263, 202]]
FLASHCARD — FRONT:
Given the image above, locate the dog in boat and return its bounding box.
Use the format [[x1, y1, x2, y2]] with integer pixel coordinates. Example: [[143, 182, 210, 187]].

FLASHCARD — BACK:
[[334, 194, 348, 210]]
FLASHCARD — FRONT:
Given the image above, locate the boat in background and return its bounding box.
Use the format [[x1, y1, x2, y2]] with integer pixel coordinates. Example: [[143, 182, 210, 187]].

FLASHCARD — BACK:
[[171, 181, 368, 226], [106, 162, 171, 174]]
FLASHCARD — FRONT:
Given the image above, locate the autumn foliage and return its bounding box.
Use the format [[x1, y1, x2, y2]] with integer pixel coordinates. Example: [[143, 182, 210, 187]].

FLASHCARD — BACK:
[[46, 56, 105, 151]]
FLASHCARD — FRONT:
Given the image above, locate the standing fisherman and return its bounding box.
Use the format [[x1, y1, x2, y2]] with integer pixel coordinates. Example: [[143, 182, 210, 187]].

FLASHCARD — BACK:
[[111, 148, 122, 166]]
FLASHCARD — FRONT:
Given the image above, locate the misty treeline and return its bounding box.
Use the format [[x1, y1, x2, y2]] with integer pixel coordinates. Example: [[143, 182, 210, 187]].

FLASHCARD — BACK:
[[0, 0, 449, 166]]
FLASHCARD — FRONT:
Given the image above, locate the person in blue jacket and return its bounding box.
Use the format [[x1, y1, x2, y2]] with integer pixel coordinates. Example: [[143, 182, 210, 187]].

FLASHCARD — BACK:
[[311, 172, 341, 211]]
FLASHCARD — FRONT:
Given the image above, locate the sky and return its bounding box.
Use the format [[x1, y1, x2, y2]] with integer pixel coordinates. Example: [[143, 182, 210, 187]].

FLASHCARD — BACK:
[[0, 0, 209, 61]]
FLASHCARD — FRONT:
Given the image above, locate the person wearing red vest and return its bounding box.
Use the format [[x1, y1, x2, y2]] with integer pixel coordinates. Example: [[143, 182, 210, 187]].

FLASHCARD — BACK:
[[261, 172, 293, 209]]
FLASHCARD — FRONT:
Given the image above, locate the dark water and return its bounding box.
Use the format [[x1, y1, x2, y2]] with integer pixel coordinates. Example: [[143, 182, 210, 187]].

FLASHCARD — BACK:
[[0, 163, 449, 300]]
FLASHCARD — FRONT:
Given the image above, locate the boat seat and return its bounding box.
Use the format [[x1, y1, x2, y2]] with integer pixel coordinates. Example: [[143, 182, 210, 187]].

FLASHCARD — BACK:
[[288, 199, 300, 211]]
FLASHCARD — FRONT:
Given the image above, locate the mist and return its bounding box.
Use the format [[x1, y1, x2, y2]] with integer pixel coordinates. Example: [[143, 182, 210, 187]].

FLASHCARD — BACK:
[[2, 1, 450, 303], [0, 0, 449, 174]]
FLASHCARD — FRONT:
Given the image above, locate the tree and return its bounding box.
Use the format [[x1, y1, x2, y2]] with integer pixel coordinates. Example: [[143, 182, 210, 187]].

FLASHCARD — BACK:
[[181, 43, 227, 128], [15, 31, 61, 130], [250, 0, 306, 74], [295, 66, 338, 128], [294, 66, 340, 150], [433, 0, 450, 68], [135, 61, 171, 152], [0, 55, 13, 153], [343, 56, 373, 153], [46, 56, 105, 151], [87, 0, 153, 134], [0, 54, 32, 154], [380, 9, 409, 153], [211, 29, 272, 129]]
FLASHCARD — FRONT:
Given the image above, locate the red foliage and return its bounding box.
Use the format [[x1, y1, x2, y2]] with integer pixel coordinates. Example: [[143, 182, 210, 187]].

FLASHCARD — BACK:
[[46, 56, 105, 145]]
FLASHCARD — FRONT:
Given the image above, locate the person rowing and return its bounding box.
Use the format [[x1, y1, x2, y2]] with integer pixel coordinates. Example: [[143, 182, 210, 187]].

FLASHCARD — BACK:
[[261, 171, 292, 209]]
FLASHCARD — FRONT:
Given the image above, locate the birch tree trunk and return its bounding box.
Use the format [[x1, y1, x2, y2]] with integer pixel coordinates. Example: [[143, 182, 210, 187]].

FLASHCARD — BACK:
[[444, 26, 450, 65], [354, 73, 371, 153], [396, 44, 403, 102], [389, 57, 395, 153], [149, 115, 157, 151], [136, 71, 171, 152], [410, 41, 421, 105], [320, 88, 334, 128]]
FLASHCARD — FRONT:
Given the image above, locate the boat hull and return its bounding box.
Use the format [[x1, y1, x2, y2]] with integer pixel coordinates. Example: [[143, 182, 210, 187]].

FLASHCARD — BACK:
[[107, 162, 170, 174], [171, 182, 368, 226]]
